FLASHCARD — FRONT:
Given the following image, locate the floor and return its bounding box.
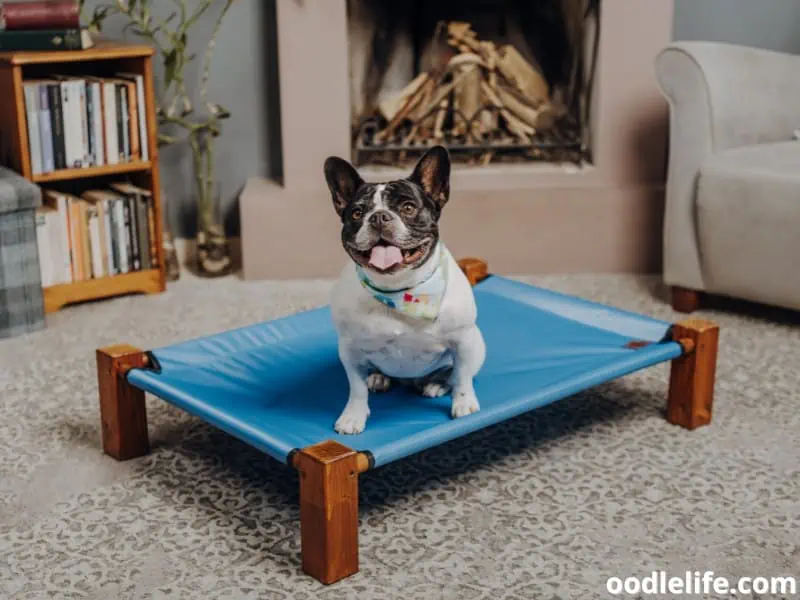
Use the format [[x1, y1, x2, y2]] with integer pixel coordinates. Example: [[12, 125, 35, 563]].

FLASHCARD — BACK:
[[1, 273, 798, 599]]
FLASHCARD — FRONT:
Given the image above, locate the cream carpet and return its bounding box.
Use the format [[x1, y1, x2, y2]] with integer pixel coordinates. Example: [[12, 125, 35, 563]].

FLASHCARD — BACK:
[[1, 274, 798, 599]]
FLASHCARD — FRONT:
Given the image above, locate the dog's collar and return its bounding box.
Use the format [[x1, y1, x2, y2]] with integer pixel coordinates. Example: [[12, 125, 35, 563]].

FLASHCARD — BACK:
[[355, 245, 449, 320]]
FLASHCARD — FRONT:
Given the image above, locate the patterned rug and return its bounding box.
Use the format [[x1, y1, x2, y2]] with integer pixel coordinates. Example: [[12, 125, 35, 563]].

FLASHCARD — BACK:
[[1, 274, 798, 599]]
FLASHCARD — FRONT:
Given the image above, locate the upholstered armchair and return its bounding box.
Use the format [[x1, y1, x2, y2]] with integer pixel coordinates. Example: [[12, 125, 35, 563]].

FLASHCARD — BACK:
[[656, 41, 800, 313]]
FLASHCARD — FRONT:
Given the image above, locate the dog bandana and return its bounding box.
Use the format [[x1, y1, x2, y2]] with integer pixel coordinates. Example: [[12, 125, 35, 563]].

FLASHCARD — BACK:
[[356, 245, 449, 320]]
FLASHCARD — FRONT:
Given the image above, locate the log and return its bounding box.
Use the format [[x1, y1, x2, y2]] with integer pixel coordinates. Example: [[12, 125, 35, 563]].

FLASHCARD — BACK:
[[379, 73, 430, 121], [454, 64, 481, 137], [495, 44, 550, 107], [480, 81, 533, 140], [495, 84, 555, 131]]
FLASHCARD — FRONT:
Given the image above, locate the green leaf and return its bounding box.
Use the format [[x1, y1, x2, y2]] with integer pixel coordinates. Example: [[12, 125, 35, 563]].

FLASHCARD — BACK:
[[163, 49, 178, 86], [206, 103, 231, 119]]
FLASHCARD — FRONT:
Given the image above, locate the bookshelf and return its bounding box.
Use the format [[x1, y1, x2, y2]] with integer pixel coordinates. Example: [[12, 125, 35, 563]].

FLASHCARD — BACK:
[[0, 41, 166, 313]]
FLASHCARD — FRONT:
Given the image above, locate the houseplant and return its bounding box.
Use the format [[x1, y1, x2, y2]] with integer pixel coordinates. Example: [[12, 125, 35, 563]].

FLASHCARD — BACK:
[[81, 0, 236, 276]]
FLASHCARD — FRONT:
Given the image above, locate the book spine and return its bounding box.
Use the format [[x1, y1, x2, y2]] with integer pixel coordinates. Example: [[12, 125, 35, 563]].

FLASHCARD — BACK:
[[115, 85, 125, 162], [37, 84, 54, 173], [113, 199, 128, 274], [80, 201, 91, 278], [126, 196, 140, 271], [23, 84, 42, 175], [0, 2, 80, 30], [34, 209, 52, 287], [0, 29, 85, 50], [136, 76, 148, 161], [136, 196, 150, 270], [147, 199, 157, 267], [55, 195, 71, 283], [91, 82, 105, 166], [68, 199, 82, 281], [77, 80, 89, 167], [125, 81, 140, 161], [46, 210, 63, 284], [47, 84, 66, 170], [60, 81, 76, 168], [102, 83, 119, 166], [119, 85, 130, 161], [88, 206, 103, 278], [84, 81, 95, 166], [103, 199, 116, 275]]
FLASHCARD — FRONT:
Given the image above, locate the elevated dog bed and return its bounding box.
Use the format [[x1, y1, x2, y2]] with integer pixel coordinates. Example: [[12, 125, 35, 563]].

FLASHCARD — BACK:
[[96, 259, 719, 584]]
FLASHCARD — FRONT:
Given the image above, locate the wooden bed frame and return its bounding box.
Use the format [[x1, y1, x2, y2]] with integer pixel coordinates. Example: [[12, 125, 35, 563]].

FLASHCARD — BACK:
[[95, 259, 719, 584]]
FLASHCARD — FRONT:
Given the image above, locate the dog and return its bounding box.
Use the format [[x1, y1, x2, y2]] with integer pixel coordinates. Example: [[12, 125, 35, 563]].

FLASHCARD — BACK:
[[324, 146, 486, 434]]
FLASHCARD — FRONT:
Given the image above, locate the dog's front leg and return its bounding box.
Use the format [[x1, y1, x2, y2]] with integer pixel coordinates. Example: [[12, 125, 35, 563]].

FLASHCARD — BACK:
[[449, 325, 486, 418], [335, 343, 371, 434]]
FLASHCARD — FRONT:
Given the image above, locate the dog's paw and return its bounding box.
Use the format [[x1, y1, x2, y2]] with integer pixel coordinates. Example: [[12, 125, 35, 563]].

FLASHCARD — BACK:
[[451, 392, 480, 418], [335, 408, 369, 435], [422, 382, 451, 398], [367, 372, 392, 393]]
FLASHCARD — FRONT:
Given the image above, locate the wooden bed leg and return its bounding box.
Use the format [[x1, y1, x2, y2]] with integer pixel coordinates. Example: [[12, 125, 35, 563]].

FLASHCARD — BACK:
[[96, 344, 150, 460], [671, 286, 703, 313], [293, 440, 364, 584], [667, 320, 720, 430], [458, 257, 489, 286]]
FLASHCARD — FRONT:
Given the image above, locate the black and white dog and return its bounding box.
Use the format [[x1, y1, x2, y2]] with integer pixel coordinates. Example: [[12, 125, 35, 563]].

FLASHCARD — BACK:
[[324, 146, 485, 434]]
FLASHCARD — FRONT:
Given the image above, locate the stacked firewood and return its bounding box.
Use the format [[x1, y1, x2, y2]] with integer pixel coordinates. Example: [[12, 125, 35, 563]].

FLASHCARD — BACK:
[[373, 22, 560, 149]]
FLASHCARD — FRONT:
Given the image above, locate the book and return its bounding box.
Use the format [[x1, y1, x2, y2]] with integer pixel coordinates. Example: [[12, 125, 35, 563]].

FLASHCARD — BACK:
[[121, 79, 139, 161], [103, 198, 115, 275], [46, 83, 66, 169], [84, 80, 95, 165], [87, 201, 102, 278], [103, 81, 119, 165], [42, 190, 72, 283], [125, 195, 139, 270], [67, 198, 82, 280], [0, 1, 81, 31], [0, 28, 93, 51], [36, 83, 55, 173], [110, 197, 126, 273], [116, 196, 130, 273], [80, 199, 91, 277], [86, 79, 104, 166], [116, 83, 129, 161], [58, 79, 78, 168], [23, 83, 42, 175], [116, 73, 148, 161], [77, 80, 90, 167], [34, 207, 54, 287]]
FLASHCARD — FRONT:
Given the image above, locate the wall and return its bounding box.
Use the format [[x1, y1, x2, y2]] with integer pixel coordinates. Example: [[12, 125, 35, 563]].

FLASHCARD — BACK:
[[673, 0, 800, 54], [81, 0, 280, 236]]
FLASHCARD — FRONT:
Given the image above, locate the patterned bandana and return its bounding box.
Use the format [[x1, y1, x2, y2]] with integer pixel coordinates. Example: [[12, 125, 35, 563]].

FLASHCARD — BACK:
[[356, 245, 449, 320]]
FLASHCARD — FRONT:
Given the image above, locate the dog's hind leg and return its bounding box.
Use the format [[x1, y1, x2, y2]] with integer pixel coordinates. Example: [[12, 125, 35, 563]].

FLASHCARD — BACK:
[[367, 371, 392, 392], [413, 367, 453, 398], [449, 325, 486, 418]]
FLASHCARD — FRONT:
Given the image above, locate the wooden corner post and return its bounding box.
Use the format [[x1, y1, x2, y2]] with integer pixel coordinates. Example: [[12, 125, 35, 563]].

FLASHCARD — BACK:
[[96, 344, 151, 460], [667, 319, 720, 430], [293, 440, 369, 584]]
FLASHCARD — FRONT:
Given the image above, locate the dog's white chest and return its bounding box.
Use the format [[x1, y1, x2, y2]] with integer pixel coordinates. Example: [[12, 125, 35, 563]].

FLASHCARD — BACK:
[[336, 296, 452, 378]]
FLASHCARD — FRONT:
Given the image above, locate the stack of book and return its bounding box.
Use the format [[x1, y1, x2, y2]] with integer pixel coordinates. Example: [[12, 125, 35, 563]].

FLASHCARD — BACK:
[[35, 182, 157, 287], [23, 73, 149, 175], [0, 1, 94, 51]]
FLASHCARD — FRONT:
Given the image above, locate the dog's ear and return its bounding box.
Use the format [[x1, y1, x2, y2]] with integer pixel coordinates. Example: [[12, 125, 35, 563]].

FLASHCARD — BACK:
[[408, 145, 451, 208], [324, 157, 364, 216]]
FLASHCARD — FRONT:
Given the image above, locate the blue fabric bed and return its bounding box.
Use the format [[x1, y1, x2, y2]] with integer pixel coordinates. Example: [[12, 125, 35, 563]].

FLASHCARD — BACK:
[[127, 276, 682, 468]]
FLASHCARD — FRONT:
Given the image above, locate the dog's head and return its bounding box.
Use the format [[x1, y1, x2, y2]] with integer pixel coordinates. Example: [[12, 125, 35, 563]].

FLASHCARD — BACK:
[[324, 146, 451, 276]]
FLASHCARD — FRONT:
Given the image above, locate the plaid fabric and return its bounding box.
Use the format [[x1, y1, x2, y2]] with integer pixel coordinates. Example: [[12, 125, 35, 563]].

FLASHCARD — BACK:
[[0, 168, 44, 339]]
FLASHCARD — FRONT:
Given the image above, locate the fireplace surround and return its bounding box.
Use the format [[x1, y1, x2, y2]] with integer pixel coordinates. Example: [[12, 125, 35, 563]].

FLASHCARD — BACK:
[[240, 0, 674, 279]]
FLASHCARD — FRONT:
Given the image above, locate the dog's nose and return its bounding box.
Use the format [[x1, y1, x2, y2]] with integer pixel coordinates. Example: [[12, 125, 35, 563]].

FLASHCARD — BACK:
[[369, 210, 393, 227]]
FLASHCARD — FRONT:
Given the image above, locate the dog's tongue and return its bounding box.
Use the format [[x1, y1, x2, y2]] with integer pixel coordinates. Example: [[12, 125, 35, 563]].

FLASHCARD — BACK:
[[369, 245, 403, 270]]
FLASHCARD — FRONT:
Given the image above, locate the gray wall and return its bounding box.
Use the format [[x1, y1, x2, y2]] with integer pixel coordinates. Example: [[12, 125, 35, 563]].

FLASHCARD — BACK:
[[82, 0, 279, 237], [673, 0, 800, 54], [86, 0, 800, 236]]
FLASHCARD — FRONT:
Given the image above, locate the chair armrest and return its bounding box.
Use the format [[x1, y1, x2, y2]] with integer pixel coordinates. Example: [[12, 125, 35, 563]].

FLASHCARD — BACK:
[[0, 166, 41, 215], [655, 41, 800, 289]]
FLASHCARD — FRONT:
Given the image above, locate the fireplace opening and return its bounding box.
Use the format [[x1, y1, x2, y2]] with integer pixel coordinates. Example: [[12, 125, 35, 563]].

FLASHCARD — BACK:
[[348, 0, 600, 169]]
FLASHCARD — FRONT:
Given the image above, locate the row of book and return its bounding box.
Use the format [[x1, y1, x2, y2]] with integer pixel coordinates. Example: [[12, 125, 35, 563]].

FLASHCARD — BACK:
[[23, 73, 150, 176], [35, 182, 157, 288]]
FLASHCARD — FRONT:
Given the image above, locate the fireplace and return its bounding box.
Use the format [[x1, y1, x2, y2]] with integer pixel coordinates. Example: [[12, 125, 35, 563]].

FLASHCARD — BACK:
[[348, 0, 599, 168], [240, 0, 674, 280]]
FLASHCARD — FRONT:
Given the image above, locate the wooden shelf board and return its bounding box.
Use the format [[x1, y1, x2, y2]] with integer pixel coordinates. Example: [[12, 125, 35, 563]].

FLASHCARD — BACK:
[[32, 161, 152, 183], [43, 269, 164, 313], [0, 40, 154, 66]]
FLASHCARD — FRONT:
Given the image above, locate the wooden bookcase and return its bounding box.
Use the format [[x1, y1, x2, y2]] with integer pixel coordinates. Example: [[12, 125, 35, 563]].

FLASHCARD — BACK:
[[0, 41, 166, 313]]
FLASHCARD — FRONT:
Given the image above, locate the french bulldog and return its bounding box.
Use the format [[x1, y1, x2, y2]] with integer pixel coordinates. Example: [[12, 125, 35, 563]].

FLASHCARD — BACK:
[[324, 146, 485, 434]]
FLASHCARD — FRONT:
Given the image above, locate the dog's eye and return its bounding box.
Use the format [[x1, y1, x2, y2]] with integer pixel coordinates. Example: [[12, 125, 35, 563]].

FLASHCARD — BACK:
[[401, 202, 416, 216], [351, 209, 363, 220]]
